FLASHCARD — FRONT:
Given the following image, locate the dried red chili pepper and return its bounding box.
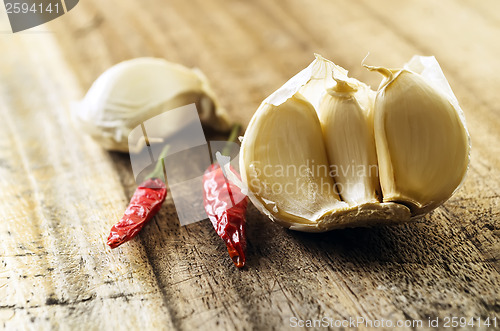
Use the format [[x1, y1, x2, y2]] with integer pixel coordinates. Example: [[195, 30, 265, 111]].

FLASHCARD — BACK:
[[202, 126, 249, 268], [107, 146, 169, 249]]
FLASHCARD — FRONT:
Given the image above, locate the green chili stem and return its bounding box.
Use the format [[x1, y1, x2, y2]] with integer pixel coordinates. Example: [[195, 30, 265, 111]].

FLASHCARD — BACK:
[[145, 144, 170, 180], [222, 124, 242, 156]]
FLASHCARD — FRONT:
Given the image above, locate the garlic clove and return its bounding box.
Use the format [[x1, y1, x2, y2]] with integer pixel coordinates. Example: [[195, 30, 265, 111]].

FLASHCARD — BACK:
[[74, 58, 231, 153], [319, 81, 381, 206], [367, 66, 470, 215], [240, 93, 347, 225]]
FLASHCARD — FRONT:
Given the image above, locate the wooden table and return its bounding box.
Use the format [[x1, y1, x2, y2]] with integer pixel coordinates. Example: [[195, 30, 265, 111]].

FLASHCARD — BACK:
[[1, 0, 499, 329]]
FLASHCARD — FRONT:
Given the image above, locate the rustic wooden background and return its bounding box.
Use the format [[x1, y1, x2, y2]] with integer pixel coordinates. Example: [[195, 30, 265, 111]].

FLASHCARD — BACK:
[[1, 0, 499, 330]]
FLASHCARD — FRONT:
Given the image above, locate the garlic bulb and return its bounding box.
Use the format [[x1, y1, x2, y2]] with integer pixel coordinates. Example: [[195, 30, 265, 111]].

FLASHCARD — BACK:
[[74, 58, 231, 153], [236, 54, 470, 232]]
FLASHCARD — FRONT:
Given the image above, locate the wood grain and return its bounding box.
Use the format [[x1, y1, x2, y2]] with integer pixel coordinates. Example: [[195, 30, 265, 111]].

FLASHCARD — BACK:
[[1, 0, 499, 330]]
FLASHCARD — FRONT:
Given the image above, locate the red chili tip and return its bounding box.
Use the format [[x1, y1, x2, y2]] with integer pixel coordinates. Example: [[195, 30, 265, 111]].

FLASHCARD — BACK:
[[107, 239, 119, 249], [231, 255, 245, 268], [227, 247, 245, 268], [106, 232, 123, 249]]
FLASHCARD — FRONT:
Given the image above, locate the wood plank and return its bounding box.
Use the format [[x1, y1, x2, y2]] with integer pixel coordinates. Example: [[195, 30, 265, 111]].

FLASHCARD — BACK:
[[1, 0, 499, 329], [0, 33, 174, 329]]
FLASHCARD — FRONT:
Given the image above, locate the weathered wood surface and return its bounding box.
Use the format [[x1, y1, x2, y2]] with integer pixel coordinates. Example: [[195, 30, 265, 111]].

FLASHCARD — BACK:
[[1, 0, 499, 330]]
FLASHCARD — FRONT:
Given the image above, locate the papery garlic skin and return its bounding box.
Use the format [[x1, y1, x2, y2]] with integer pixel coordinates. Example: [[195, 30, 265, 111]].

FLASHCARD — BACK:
[[370, 68, 470, 215], [319, 81, 381, 206], [74, 58, 231, 153]]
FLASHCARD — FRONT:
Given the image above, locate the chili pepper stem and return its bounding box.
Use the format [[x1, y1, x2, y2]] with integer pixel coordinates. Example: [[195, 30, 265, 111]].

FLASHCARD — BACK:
[[145, 144, 170, 180], [221, 124, 241, 156]]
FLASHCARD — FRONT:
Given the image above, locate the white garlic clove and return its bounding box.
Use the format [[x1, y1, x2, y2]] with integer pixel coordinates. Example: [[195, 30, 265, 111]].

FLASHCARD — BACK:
[[319, 81, 381, 206], [240, 93, 347, 225], [366, 66, 470, 215], [73, 58, 231, 153]]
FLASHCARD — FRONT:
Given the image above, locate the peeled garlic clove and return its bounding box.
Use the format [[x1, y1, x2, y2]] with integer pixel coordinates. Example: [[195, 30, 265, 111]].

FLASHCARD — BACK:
[[367, 66, 470, 215], [319, 81, 381, 206], [241, 93, 347, 225], [73, 58, 231, 153]]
